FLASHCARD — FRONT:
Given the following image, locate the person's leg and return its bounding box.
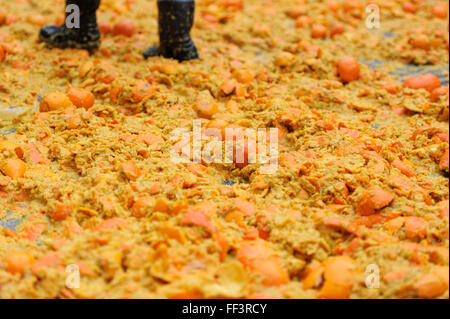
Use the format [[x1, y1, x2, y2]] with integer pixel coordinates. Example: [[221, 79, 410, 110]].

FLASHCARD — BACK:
[[39, 0, 101, 51], [144, 0, 198, 62]]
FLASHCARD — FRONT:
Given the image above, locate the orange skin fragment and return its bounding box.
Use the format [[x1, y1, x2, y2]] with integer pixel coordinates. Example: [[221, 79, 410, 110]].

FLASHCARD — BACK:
[[0, 140, 19, 152], [31, 252, 62, 276], [95, 218, 127, 231], [384, 217, 406, 233], [50, 204, 73, 221], [237, 240, 289, 287], [383, 82, 401, 94], [187, 163, 208, 177], [286, 6, 306, 19], [233, 138, 258, 169], [411, 125, 445, 141], [322, 217, 361, 237], [109, 83, 122, 103], [410, 34, 430, 50], [39, 92, 72, 112], [22, 221, 46, 241], [159, 223, 185, 244], [431, 2, 448, 19], [98, 21, 112, 34], [131, 81, 155, 103], [436, 200, 449, 218], [414, 267, 449, 298], [74, 261, 97, 277], [194, 99, 219, 119], [404, 217, 428, 241], [337, 56, 360, 83], [25, 144, 50, 165], [383, 268, 407, 283], [403, 73, 441, 93], [206, 119, 230, 140], [356, 186, 395, 216], [402, 2, 418, 14], [149, 182, 162, 195], [160, 63, 178, 75], [355, 213, 385, 228], [220, 80, 236, 95], [339, 127, 360, 139], [295, 15, 311, 28], [234, 69, 254, 84], [153, 198, 169, 213], [220, 0, 244, 11], [303, 266, 325, 289], [330, 24, 345, 38], [391, 158, 416, 178], [3, 252, 34, 275], [326, 0, 340, 12], [311, 24, 327, 39], [0, 174, 9, 187], [234, 198, 256, 216], [318, 256, 357, 299], [180, 207, 216, 234], [171, 201, 188, 215], [342, 0, 363, 15], [225, 210, 246, 229], [67, 114, 82, 129], [342, 238, 360, 256], [426, 246, 449, 264], [112, 20, 136, 37], [67, 87, 95, 110], [1, 158, 27, 179], [131, 196, 153, 218], [0, 46, 5, 62], [139, 133, 164, 146], [121, 160, 142, 180], [430, 87, 449, 102]]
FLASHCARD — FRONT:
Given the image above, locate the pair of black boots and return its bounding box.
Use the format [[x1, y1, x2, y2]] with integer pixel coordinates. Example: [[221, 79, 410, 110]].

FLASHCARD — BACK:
[[39, 0, 198, 62]]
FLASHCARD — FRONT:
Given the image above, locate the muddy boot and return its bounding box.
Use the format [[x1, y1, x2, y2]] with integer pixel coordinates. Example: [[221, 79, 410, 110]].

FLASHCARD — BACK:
[[39, 0, 101, 51], [144, 0, 199, 61]]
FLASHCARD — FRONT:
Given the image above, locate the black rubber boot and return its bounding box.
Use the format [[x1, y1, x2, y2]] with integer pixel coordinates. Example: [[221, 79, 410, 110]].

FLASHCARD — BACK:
[[39, 0, 101, 51], [144, 0, 199, 61]]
